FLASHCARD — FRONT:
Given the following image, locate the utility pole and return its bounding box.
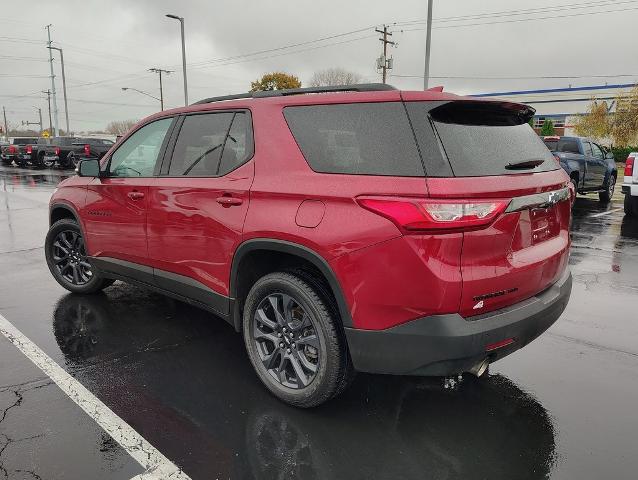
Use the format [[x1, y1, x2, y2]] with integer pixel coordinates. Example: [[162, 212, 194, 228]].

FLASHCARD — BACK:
[[375, 25, 395, 84], [2, 106, 8, 141], [47, 46, 69, 134], [149, 68, 172, 111], [423, 0, 434, 90], [45, 24, 59, 137], [42, 90, 53, 135]]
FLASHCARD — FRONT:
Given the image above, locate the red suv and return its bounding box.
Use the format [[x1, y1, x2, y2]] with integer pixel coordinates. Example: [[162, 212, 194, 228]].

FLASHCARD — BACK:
[[45, 84, 572, 407]]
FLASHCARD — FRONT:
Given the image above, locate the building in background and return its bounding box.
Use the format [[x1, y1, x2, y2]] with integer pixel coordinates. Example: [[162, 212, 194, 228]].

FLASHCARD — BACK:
[[472, 83, 636, 141]]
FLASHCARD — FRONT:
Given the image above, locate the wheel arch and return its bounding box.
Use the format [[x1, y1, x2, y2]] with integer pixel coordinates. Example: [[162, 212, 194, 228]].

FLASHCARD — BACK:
[[50, 202, 80, 226], [230, 239, 353, 332]]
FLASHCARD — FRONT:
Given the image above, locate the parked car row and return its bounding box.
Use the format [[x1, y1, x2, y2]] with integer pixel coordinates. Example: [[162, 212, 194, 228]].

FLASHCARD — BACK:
[[1, 136, 114, 169]]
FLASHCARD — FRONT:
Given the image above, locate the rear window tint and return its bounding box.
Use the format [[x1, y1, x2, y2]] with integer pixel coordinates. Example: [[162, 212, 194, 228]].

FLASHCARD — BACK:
[[417, 101, 557, 177], [433, 122, 558, 176], [283, 102, 424, 176]]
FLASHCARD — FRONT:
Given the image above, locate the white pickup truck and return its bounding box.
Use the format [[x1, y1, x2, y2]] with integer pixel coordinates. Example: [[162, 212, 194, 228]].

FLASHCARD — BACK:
[[623, 152, 638, 216]]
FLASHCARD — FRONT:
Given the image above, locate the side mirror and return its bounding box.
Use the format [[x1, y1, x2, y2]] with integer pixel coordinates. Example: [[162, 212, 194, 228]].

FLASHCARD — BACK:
[[605, 152, 615, 160], [77, 158, 100, 177]]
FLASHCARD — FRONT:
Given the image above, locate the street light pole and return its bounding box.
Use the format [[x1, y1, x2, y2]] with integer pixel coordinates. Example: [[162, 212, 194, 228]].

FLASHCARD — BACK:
[[47, 46, 69, 134], [423, 0, 434, 90], [166, 14, 188, 106]]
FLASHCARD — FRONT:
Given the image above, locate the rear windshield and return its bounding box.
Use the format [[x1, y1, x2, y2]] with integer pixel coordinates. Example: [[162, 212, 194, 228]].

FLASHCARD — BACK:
[[543, 139, 558, 151], [283, 102, 424, 176], [13, 138, 38, 145], [555, 139, 581, 154], [409, 101, 558, 177]]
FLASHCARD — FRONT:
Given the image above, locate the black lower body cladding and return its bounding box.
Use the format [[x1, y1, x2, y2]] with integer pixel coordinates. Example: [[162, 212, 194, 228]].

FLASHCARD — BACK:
[[345, 269, 572, 376]]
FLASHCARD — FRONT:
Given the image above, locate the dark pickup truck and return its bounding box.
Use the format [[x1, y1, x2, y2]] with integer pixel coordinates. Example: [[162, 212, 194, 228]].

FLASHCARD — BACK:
[[1, 137, 49, 167], [543, 136, 617, 203], [44, 137, 114, 169]]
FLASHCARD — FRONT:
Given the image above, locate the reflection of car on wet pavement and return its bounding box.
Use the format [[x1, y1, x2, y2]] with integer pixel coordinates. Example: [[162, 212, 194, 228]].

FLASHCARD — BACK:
[[52, 291, 557, 480], [543, 136, 617, 203], [45, 84, 573, 407], [621, 152, 638, 215]]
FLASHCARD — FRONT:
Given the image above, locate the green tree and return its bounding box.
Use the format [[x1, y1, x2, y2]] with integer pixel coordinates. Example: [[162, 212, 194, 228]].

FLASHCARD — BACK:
[[528, 117, 535, 129], [540, 119, 555, 136], [611, 85, 638, 147], [250, 72, 301, 92], [573, 100, 610, 141]]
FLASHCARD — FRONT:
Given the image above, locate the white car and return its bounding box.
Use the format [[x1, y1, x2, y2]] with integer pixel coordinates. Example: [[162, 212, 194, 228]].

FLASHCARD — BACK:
[[623, 152, 638, 216]]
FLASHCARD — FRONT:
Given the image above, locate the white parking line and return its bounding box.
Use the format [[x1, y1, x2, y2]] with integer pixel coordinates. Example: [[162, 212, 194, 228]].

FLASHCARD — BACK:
[[589, 207, 623, 218], [0, 312, 191, 480]]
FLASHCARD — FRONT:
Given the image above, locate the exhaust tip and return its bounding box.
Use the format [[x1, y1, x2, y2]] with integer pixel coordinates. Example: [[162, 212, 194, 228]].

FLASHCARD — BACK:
[[469, 358, 490, 377]]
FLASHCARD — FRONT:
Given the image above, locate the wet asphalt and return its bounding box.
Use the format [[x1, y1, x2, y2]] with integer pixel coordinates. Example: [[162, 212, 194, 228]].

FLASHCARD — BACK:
[[0, 164, 637, 480]]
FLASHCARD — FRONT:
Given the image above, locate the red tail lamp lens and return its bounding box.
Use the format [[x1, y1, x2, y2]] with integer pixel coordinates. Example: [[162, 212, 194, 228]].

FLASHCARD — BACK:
[[84, 144, 90, 156], [26, 145, 32, 154], [626, 157, 634, 177], [55, 147, 60, 156], [358, 197, 508, 233]]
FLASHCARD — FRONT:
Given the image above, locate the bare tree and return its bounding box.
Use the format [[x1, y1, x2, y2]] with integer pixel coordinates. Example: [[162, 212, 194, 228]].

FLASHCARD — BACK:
[[105, 119, 137, 136], [308, 68, 363, 87]]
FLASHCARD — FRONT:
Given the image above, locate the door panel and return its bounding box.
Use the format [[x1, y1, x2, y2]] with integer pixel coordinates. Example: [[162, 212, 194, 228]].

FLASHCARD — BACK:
[[147, 110, 255, 297], [591, 143, 608, 187], [147, 161, 254, 297], [582, 141, 599, 188], [83, 178, 149, 264], [82, 117, 174, 266]]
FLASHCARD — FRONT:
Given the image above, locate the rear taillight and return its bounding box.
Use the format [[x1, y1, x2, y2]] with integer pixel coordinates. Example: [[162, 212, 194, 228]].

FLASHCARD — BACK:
[[55, 147, 60, 156], [626, 156, 634, 177], [357, 197, 509, 233], [26, 145, 32, 154], [9, 145, 15, 153], [84, 144, 90, 156]]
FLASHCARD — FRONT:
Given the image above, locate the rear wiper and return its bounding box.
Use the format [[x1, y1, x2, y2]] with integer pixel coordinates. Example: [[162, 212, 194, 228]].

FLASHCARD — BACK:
[[505, 159, 545, 170]]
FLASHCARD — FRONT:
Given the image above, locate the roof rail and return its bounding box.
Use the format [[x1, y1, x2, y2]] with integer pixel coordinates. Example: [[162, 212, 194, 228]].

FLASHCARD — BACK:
[[193, 83, 396, 105]]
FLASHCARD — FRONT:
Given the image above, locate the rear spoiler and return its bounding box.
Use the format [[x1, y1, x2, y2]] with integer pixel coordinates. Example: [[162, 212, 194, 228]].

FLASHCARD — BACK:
[[430, 100, 535, 126]]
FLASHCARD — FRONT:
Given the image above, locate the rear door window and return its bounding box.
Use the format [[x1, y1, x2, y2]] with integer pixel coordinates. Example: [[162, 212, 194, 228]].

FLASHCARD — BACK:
[[169, 112, 235, 176], [283, 102, 424, 176]]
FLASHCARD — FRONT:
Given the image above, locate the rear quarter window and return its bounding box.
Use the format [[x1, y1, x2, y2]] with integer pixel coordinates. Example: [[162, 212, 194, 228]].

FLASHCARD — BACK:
[[283, 102, 424, 176]]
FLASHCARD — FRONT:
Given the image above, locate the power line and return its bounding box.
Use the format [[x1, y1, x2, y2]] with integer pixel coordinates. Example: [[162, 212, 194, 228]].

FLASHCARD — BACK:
[[398, 5, 638, 31], [394, 0, 638, 26], [391, 73, 638, 80]]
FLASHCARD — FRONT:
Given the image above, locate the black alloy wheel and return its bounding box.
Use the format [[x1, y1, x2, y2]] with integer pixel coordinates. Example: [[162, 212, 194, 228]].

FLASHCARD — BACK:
[[243, 272, 353, 407], [252, 293, 320, 389], [45, 219, 114, 293], [51, 229, 92, 285]]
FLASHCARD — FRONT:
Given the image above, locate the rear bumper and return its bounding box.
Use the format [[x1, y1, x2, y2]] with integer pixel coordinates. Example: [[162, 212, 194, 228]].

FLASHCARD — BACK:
[[345, 268, 572, 376], [622, 184, 638, 196]]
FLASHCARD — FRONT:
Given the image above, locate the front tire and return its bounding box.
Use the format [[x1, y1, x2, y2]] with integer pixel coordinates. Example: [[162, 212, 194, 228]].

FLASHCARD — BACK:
[[242, 272, 353, 408], [599, 174, 616, 203], [45, 219, 114, 294]]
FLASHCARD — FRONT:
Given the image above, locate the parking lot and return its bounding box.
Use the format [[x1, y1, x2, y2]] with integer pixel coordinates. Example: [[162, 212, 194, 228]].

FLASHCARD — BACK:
[[0, 163, 635, 479]]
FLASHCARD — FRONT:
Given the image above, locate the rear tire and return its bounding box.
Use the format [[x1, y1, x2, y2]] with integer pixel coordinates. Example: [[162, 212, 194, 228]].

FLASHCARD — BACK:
[[67, 153, 79, 169], [242, 271, 353, 408], [45, 219, 114, 294], [625, 194, 638, 216], [599, 174, 616, 203]]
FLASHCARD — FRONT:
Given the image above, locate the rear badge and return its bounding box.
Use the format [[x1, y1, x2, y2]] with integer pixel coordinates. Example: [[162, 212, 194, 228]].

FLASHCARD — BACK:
[[473, 300, 484, 310]]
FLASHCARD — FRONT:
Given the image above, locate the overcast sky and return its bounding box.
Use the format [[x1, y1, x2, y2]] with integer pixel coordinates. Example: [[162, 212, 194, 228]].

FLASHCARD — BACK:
[[1, 0, 637, 132]]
